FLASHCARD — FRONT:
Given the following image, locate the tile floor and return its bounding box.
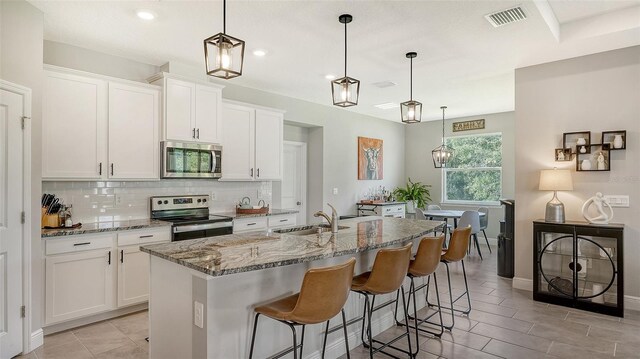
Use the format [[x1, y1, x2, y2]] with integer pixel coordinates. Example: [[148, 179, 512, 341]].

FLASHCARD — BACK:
[[17, 244, 640, 359]]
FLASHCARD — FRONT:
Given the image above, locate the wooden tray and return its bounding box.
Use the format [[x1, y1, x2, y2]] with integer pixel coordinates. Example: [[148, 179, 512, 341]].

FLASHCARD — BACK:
[[360, 200, 385, 204], [236, 205, 270, 215]]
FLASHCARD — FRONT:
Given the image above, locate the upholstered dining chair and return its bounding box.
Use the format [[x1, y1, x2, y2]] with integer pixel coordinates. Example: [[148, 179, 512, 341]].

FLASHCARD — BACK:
[[477, 207, 492, 253], [457, 210, 483, 260]]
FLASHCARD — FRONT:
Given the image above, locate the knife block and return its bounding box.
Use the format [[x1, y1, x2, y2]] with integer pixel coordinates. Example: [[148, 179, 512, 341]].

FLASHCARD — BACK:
[[42, 211, 61, 228]]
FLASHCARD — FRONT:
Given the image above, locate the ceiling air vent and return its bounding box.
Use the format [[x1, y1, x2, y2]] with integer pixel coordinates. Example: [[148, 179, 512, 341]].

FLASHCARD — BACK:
[[485, 6, 527, 27], [372, 81, 396, 88]]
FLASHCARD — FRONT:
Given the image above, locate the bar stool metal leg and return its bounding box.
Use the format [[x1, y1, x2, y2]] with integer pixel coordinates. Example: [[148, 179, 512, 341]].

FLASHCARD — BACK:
[[249, 313, 260, 359]]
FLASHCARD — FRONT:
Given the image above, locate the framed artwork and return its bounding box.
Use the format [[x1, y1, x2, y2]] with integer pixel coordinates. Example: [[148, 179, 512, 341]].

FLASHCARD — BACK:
[[555, 148, 572, 162], [358, 137, 383, 180]]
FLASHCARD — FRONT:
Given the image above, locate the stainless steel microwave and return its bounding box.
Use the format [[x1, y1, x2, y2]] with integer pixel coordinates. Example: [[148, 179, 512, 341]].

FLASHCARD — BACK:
[[161, 141, 222, 179]]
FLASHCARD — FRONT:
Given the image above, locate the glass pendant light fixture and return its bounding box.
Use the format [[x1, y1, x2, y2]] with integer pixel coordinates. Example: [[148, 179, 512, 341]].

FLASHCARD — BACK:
[[432, 106, 455, 168], [400, 52, 422, 124], [203, 0, 245, 79], [332, 14, 360, 107]]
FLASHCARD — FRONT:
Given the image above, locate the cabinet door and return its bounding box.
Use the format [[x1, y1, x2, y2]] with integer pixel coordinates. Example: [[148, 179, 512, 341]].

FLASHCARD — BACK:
[[108, 82, 160, 180], [165, 78, 196, 142], [45, 249, 114, 324], [117, 246, 150, 307], [254, 109, 283, 180], [221, 103, 255, 180], [43, 71, 107, 179], [195, 84, 222, 143]]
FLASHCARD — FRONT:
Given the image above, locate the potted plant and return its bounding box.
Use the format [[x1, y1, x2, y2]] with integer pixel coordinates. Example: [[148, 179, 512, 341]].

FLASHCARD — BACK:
[[393, 178, 431, 214]]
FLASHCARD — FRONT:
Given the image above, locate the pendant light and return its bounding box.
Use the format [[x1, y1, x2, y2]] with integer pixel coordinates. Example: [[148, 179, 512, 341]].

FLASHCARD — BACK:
[[203, 0, 245, 79], [432, 106, 454, 168], [400, 52, 422, 124], [331, 14, 360, 107]]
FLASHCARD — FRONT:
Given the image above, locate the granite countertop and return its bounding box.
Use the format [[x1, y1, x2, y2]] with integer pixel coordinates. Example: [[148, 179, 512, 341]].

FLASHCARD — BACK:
[[141, 217, 444, 277], [216, 208, 299, 219], [41, 219, 171, 238], [356, 201, 406, 206]]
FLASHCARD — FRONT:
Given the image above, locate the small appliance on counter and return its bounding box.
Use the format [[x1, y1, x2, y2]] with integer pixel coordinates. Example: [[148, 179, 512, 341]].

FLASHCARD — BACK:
[[150, 195, 233, 241], [161, 141, 222, 179], [236, 197, 269, 215]]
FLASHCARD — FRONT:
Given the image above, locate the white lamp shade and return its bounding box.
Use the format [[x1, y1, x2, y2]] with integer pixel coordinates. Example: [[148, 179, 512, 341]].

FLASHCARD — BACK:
[[539, 169, 573, 191]]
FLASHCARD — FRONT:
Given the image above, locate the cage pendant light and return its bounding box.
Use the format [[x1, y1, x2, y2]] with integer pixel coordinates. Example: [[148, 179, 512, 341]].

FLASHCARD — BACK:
[[432, 106, 455, 168], [400, 52, 422, 124], [204, 0, 245, 79], [332, 14, 360, 107]]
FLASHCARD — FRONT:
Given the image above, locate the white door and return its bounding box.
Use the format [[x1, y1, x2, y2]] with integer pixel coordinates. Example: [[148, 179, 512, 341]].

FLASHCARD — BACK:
[[45, 248, 114, 325], [117, 246, 150, 307], [221, 103, 255, 180], [42, 71, 107, 179], [108, 82, 160, 180], [165, 78, 196, 142], [281, 142, 307, 225], [194, 84, 222, 143], [254, 110, 283, 180], [0, 83, 27, 358]]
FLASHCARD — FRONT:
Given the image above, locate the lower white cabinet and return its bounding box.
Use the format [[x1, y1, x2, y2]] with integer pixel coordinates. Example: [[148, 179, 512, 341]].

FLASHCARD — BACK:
[[45, 247, 114, 325], [233, 214, 297, 234], [117, 245, 151, 307], [375, 204, 406, 218]]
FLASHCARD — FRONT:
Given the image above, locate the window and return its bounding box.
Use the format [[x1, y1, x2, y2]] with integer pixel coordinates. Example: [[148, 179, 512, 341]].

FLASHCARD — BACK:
[[443, 133, 502, 204]]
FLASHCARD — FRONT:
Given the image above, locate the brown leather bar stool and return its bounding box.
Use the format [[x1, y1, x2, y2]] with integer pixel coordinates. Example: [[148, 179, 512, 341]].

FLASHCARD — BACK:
[[249, 258, 356, 359], [426, 226, 472, 331], [351, 243, 416, 358], [394, 235, 446, 338]]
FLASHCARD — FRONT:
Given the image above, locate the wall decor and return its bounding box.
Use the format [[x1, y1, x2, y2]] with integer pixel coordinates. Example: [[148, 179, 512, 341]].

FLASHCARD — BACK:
[[358, 136, 383, 180], [453, 119, 485, 132], [554, 130, 626, 172], [562, 131, 591, 154], [576, 144, 610, 172], [555, 148, 572, 162], [581, 192, 614, 224], [601, 130, 626, 150]]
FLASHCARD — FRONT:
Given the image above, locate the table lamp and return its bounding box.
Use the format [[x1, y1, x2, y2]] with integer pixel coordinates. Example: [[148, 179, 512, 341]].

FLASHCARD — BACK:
[[539, 168, 573, 223]]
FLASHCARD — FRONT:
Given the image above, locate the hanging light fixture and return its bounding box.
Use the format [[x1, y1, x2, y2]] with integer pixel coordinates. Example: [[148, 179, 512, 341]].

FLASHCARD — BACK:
[[400, 52, 422, 124], [331, 14, 360, 107], [432, 106, 454, 168], [203, 0, 245, 79]]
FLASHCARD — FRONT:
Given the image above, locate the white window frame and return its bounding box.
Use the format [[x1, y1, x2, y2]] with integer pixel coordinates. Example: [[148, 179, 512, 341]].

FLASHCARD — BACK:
[[441, 132, 503, 206]]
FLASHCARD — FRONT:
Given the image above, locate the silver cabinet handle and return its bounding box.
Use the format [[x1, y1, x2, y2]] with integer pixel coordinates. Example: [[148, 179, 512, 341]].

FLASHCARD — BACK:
[[98, 163, 102, 176], [196, 128, 200, 139]]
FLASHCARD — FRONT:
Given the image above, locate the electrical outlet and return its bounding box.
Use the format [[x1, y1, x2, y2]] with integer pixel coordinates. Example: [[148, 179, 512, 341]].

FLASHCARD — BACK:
[[587, 258, 593, 269], [194, 301, 204, 328], [603, 195, 629, 208], [115, 194, 123, 206], [211, 192, 217, 200], [333, 188, 339, 195]]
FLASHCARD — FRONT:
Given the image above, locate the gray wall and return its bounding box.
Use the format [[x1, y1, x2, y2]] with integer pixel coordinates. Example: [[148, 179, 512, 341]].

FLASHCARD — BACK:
[[1, 0, 44, 335], [514, 46, 640, 298], [405, 112, 516, 239]]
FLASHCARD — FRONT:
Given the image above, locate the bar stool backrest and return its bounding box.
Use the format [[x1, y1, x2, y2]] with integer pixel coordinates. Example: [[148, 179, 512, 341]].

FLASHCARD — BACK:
[[409, 235, 445, 277], [290, 258, 356, 324], [362, 243, 413, 295], [458, 210, 480, 235], [442, 227, 472, 263]]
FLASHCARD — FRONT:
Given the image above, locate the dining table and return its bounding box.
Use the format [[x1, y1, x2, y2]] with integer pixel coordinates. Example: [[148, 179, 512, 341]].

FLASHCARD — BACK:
[[423, 209, 486, 229]]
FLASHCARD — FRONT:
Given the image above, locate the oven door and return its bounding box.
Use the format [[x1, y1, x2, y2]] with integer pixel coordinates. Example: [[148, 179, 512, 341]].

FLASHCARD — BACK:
[[172, 222, 233, 241], [162, 141, 222, 179]]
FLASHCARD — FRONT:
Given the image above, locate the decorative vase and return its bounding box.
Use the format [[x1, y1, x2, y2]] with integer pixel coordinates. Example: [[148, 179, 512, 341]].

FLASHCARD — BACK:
[[579, 146, 587, 154], [581, 159, 591, 170], [405, 200, 416, 214], [613, 135, 624, 149], [576, 138, 586, 146]]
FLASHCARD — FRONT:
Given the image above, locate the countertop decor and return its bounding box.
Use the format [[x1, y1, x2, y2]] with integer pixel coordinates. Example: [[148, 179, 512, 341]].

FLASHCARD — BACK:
[[216, 208, 299, 219], [41, 219, 171, 238], [141, 217, 443, 277]]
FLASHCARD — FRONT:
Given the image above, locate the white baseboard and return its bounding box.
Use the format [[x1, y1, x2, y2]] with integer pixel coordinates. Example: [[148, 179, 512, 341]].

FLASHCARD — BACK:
[[625, 295, 640, 311], [512, 277, 533, 291], [43, 303, 148, 335], [29, 328, 44, 352]]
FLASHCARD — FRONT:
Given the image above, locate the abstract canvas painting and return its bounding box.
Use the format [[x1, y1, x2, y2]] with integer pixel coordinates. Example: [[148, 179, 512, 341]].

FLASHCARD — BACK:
[[358, 136, 383, 180]]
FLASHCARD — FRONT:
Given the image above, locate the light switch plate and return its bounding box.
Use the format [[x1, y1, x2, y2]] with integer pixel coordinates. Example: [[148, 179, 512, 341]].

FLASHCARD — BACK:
[[194, 301, 204, 328], [603, 195, 630, 208], [333, 188, 339, 195]]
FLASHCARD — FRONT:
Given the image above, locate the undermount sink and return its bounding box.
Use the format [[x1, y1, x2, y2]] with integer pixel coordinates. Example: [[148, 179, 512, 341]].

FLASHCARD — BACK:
[[274, 224, 350, 236]]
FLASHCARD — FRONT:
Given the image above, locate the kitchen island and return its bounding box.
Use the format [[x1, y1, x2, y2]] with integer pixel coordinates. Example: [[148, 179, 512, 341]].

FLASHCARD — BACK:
[[141, 216, 443, 359]]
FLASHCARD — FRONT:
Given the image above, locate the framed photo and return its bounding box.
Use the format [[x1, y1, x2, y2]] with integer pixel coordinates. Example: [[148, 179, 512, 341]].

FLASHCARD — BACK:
[[555, 148, 572, 162], [358, 137, 383, 180]]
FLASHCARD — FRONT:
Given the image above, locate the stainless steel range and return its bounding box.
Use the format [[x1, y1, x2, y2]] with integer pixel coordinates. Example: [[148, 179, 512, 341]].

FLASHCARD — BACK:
[[150, 195, 233, 241]]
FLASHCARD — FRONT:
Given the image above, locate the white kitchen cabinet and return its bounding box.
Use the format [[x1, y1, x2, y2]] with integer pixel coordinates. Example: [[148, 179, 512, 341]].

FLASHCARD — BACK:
[[45, 247, 115, 325], [43, 70, 107, 179], [220, 101, 284, 181], [108, 82, 160, 180], [150, 74, 224, 143], [117, 245, 150, 307], [233, 214, 297, 233]]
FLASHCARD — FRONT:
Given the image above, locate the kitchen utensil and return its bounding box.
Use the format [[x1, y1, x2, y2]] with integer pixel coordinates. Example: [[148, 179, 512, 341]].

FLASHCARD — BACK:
[[239, 197, 252, 209]]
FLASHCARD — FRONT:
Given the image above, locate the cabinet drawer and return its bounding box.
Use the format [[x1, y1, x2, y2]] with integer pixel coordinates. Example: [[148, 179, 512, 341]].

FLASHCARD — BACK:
[[233, 217, 268, 232], [117, 227, 171, 246], [46, 234, 114, 256], [268, 214, 297, 228], [378, 205, 405, 215]]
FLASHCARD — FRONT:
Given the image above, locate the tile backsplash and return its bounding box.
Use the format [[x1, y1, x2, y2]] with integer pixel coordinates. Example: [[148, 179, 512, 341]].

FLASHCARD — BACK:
[[42, 180, 273, 224]]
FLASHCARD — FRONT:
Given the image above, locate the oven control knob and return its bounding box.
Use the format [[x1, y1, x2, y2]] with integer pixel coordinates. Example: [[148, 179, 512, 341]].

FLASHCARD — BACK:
[[163, 200, 169, 204], [203, 199, 207, 203], [197, 199, 202, 203], [157, 200, 162, 205]]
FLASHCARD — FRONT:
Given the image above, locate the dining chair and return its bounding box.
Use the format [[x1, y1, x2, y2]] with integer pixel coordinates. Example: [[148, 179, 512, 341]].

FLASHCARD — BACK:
[[415, 207, 427, 220], [477, 207, 492, 254], [426, 205, 452, 240], [457, 211, 483, 260]]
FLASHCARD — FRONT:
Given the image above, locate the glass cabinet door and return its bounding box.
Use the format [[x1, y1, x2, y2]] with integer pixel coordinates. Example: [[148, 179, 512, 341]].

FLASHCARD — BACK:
[[574, 233, 618, 308], [537, 230, 575, 299]]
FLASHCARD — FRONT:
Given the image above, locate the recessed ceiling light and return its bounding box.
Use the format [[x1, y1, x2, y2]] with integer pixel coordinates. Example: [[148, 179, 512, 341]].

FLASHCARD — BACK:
[[374, 102, 400, 110], [325, 74, 336, 80], [136, 10, 155, 20], [253, 49, 267, 57]]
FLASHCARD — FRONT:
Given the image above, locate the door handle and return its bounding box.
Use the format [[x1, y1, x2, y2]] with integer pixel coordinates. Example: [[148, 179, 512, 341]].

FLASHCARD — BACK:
[[297, 201, 302, 205]]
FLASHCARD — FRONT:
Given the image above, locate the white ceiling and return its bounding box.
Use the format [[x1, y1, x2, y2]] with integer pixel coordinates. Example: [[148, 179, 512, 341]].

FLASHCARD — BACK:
[[30, 0, 640, 122]]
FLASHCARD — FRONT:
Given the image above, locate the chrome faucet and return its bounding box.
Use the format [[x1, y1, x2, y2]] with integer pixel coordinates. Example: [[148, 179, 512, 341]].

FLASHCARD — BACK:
[[314, 203, 339, 234]]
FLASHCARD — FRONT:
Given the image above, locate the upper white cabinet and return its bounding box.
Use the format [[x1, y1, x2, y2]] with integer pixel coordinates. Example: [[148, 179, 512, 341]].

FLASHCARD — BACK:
[[221, 101, 284, 181], [108, 82, 160, 180], [43, 67, 161, 180], [43, 71, 107, 179], [150, 74, 223, 144]]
